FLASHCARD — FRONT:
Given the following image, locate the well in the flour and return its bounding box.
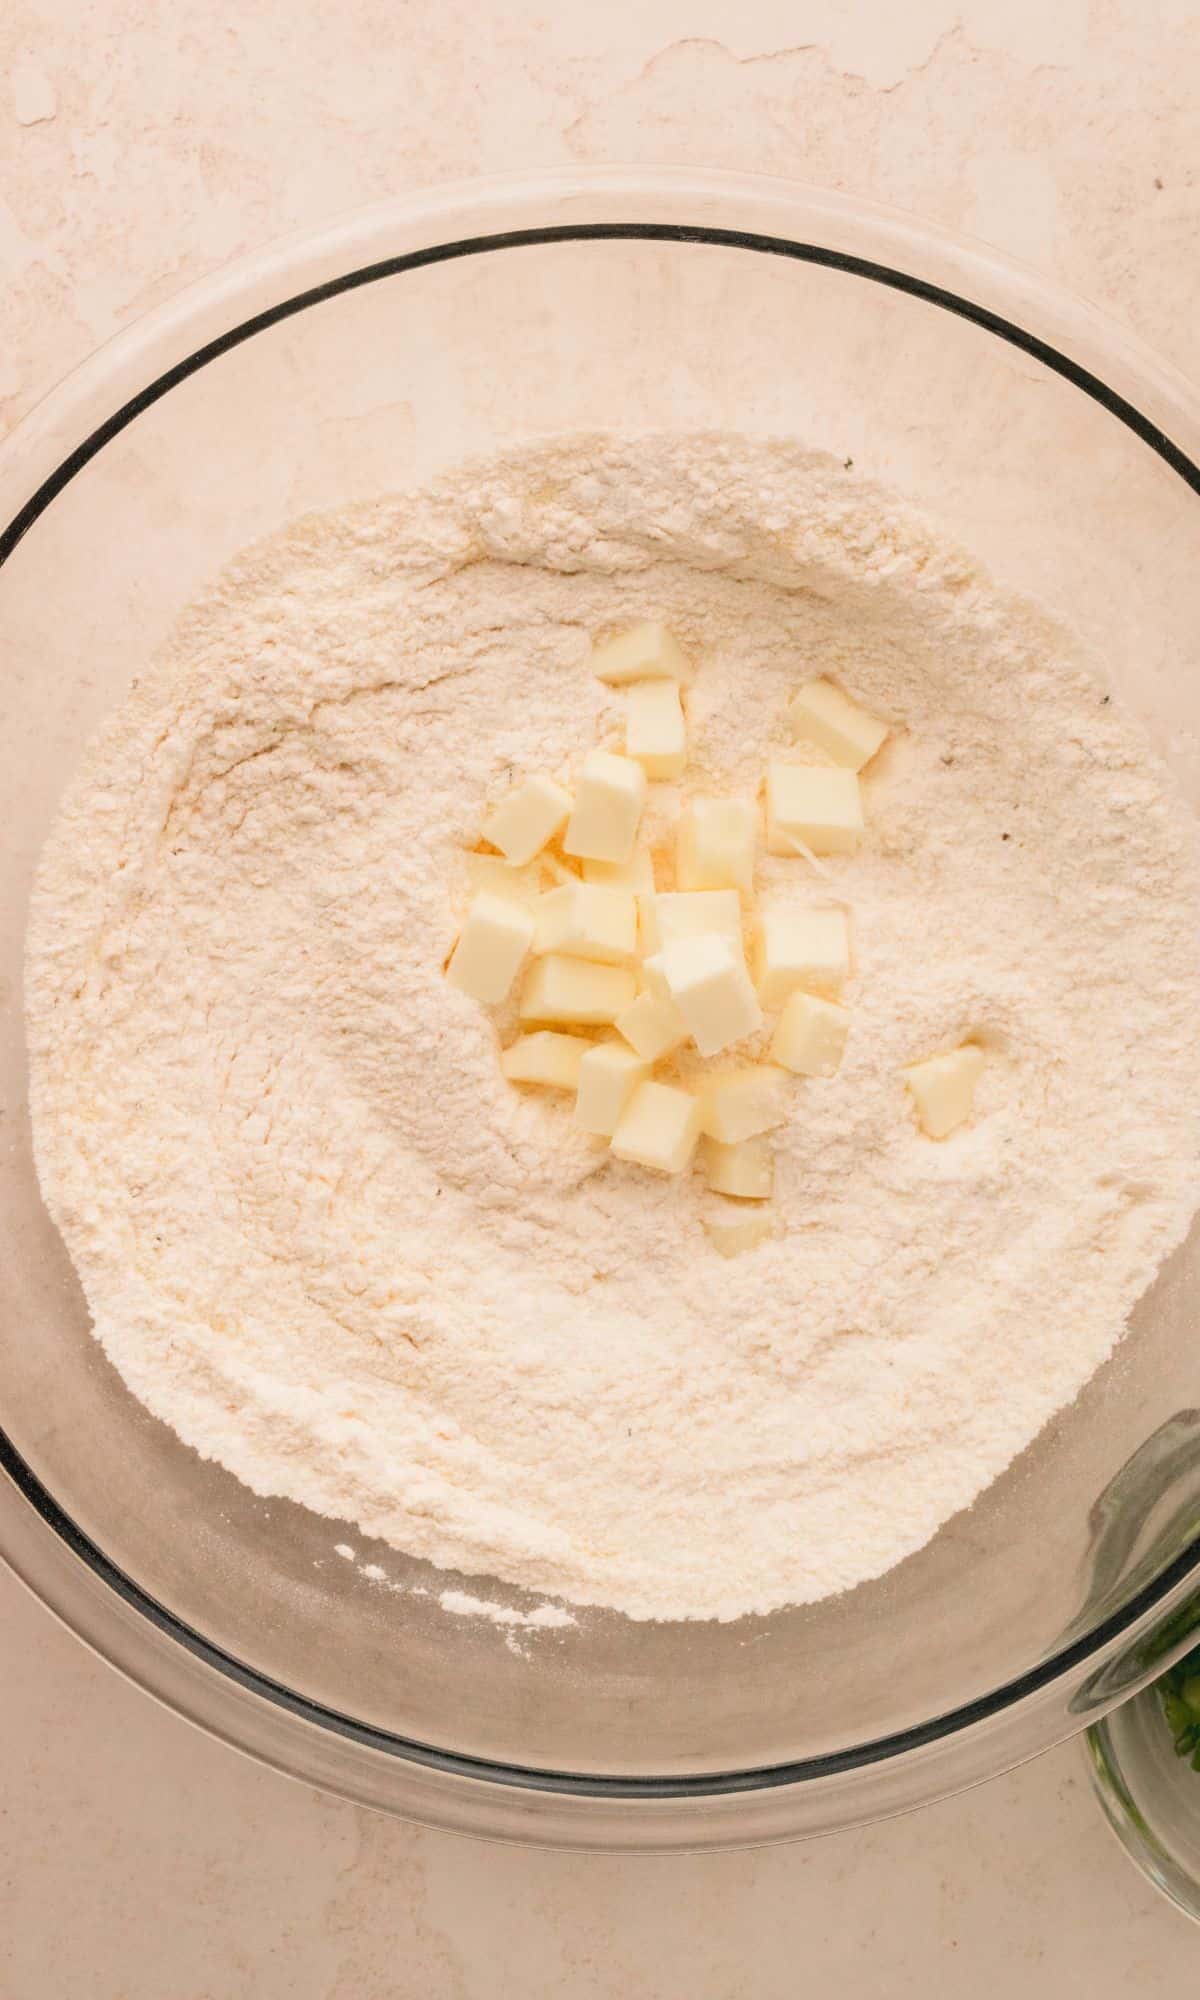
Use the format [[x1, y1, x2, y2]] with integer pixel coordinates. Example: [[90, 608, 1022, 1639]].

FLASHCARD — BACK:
[[25, 432, 1200, 1623]]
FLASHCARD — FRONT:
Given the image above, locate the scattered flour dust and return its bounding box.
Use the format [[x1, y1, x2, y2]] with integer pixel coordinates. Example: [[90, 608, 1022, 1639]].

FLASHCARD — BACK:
[[25, 433, 1200, 1624], [330, 1540, 575, 1653]]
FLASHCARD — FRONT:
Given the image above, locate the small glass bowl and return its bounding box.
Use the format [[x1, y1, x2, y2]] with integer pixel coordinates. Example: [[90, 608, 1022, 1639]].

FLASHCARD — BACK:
[[1088, 1685, 1200, 1924]]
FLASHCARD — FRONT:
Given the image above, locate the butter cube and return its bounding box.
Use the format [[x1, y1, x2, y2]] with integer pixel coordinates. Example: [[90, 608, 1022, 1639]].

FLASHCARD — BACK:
[[767, 762, 864, 856], [520, 955, 638, 1027], [533, 883, 638, 965], [611, 1080, 702, 1175], [574, 1041, 650, 1137], [501, 1032, 589, 1091], [705, 1136, 774, 1199], [904, 1043, 986, 1140], [704, 1208, 775, 1258], [464, 853, 542, 910], [563, 751, 647, 865], [615, 989, 689, 1063], [772, 991, 851, 1077], [447, 893, 535, 1005], [582, 850, 655, 894], [700, 1066, 790, 1144], [677, 798, 757, 893], [653, 890, 744, 958], [787, 678, 889, 771], [590, 621, 691, 686], [754, 906, 850, 1007], [626, 679, 686, 780], [646, 936, 763, 1059], [481, 775, 573, 865]]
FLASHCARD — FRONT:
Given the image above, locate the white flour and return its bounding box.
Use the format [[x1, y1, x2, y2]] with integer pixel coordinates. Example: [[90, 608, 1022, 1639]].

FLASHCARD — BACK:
[[330, 1542, 576, 1653], [25, 433, 1200, 1622]]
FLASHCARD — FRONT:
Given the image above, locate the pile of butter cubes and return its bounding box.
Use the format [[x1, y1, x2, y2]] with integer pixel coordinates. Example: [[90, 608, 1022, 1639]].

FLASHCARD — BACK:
[[447, 621, 985, 1256]]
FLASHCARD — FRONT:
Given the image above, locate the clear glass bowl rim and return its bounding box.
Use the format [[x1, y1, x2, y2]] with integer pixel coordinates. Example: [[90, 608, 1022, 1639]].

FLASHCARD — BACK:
[[4, 165, 1200, 1849]]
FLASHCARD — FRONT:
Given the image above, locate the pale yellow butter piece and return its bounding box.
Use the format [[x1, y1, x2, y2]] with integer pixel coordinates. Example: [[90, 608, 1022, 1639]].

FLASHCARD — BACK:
[[611, 1080, 702, 1175], [464, 853, 542, 909], [563, 750, 647, 865], [766, 762, 864, 856], [519, 955, 638, 1027], [771, 991, 850, 1077], [904, 1044, 986, 1139], [501, 1032, 589, 1091], [590, 621, 691, 686], [705, 1135, 774, 1199], [582, 850, 656, 894], [787, 678, 889, 771], [446, 892, 535, 1005], [653, 890, 744, 958], [704, 1208, 775, 1258], [615, 989, 688, 1063], [700, 1065, 790, 1144], [626, 680, 686, 781], [481, 774, 573, 865], [754, 906, 850, 1007], [533, 883, 638, 964], [646, 935, 763, 1059], [677, 797, 758, 893], [573, 1040, 650, 1137], [581, 852, 657, 953]]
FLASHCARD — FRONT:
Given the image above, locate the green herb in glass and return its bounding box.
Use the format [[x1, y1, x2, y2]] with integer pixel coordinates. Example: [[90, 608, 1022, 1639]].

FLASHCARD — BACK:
[[1159, 1643, 1200, 1770]]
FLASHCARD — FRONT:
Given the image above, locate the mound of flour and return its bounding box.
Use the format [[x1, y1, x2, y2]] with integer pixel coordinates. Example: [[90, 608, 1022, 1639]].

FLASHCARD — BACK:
[[25, 434, 1200, 1622]]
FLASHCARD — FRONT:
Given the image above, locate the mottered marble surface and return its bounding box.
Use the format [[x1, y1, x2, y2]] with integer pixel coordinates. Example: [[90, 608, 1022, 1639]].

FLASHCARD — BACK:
[[3, 1, 1200, 1990]]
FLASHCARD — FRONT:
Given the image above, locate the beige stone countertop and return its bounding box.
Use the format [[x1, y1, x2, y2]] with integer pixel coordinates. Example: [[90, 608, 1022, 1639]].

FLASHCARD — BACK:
[[4, 1, 1200, 1991]]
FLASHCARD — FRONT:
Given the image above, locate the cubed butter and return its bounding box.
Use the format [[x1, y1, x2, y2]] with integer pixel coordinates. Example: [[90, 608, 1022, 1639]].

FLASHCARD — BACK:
[[767, 762, 864, 856], [626, 680, 686, 780], [574, 1040, 650, 1137], [464, 852, 542, 909], [787, 678, 889, 771], [677, 797, 757, 893], [700, 1066, 790, 1144], [904, 1043, 986, 1140], [582, 850, 655, 894], [590, 621, 691, 686], [704, 1208, 775, 1258], [705, 1135, 774, 1199], [754, 906, 850, 1007], [653, 890, 744, 957], [563, 751, 647, 865], [533, 882, 638, 964], [615, 989, 688, 1063], [520, 955, 638, 1028], [581, 852, 656, 955], [501, 1032, 589, 1091], [611, 1080, 702, 1175], [771, 991, 850, 1077], [446, 893, 535, 1005], [646, 935, 763, 1059], [481, 774, 573, 865]]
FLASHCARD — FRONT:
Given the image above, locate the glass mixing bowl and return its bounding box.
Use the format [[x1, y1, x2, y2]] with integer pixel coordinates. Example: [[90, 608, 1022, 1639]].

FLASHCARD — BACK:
[[4, 169, 1200, 1852]]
